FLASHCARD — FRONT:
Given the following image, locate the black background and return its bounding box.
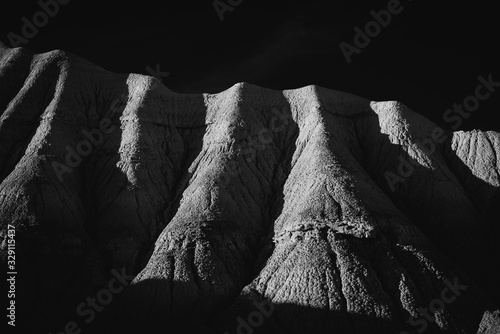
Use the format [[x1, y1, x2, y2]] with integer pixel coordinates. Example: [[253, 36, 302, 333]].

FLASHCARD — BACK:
[[1, 0, 499, 131]]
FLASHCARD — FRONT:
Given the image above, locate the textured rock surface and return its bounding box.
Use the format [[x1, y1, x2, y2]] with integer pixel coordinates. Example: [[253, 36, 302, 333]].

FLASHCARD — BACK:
[[477, 310, 500, 334], [0, 42, 499, 333]]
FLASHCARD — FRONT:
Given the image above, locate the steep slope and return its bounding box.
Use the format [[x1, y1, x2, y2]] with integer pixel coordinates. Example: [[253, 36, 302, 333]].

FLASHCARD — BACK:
[[0, 42, 498, 334]]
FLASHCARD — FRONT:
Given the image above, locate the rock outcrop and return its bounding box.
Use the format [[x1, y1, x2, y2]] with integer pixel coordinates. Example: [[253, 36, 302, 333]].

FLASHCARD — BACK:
[[0, 42, 498, 333], [477, 310, 500, 334]]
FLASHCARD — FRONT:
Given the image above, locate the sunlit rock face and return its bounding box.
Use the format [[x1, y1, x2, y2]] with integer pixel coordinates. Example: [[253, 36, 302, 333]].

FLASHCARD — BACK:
[[0, 42, 498, 334]]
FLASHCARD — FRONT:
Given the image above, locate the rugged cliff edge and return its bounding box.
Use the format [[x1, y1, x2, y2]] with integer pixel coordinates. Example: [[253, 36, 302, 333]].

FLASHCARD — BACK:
[[0, 42, 499, 334]]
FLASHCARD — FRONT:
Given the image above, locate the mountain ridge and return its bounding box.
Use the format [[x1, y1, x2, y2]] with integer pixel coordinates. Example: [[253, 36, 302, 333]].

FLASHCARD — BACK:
[[0, 42, 498, 334]]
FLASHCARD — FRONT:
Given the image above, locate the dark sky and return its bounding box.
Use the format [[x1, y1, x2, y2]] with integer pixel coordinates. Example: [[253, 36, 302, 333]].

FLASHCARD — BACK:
[[1, 0, 499, 131]]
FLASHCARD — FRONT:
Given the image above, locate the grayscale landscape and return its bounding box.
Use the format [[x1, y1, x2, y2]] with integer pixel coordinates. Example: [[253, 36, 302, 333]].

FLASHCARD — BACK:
[[0, 42, 499, 333]]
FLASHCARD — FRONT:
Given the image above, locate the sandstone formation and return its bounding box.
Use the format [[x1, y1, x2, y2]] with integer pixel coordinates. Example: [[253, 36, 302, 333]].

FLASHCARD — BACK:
[[477, 310, 500, 334], [0, 42, 498, 333]]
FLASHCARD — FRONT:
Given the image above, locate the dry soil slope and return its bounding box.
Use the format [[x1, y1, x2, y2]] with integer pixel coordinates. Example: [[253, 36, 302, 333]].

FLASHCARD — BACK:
[[0, 43, 498, 333]]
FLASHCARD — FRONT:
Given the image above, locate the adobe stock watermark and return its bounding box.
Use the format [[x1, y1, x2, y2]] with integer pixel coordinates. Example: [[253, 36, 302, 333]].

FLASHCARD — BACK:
[[384, 73, 499, 192], [400, 277, 467, 334], [50, 99, 121, 182], [339, 0, 408, 63], [213, 0, 243, 22], [48, 268, 134, 334], [145, 63, 170, 89], [50, 64, 169, 182], [443, 74, 500, 130], [384, 126, 447, 192], [217, 106, 292, 188], [6, 0, 71, 47], [224, 298, 274, 334]]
